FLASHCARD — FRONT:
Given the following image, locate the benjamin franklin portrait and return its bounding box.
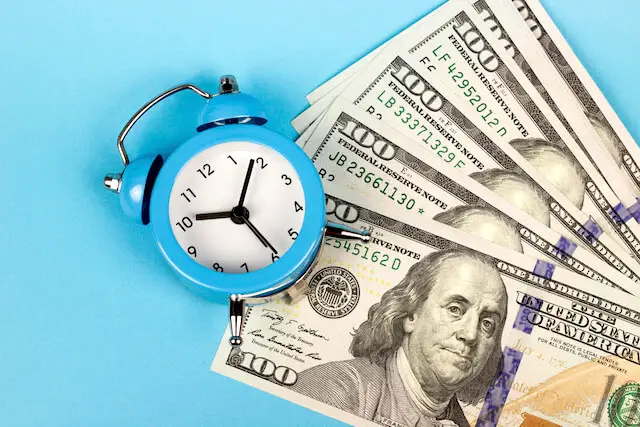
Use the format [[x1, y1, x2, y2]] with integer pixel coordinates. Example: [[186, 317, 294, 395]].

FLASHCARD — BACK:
[[470, 168, 551, 227], [433, 205, 523, 253], [587, 112, 624, 167], [509, 138, 587, 209], [290, 250, 508, 427]]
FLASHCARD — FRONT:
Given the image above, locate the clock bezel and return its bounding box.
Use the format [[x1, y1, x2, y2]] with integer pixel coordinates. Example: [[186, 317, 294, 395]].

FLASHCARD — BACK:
[[149, 124, 326, 302]]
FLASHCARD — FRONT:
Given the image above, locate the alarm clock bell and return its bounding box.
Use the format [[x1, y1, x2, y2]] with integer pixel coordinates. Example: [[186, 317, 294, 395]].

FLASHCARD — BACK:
[[104, 76, 268, 225]]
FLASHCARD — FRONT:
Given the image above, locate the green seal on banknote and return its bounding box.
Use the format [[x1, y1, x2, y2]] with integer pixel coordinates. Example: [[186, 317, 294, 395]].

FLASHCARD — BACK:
[[609, 382, 640, 427]]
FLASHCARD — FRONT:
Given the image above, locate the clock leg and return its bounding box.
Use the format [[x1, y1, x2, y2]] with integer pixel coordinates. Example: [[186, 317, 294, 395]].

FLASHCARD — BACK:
[[229, 294, 245, 347]]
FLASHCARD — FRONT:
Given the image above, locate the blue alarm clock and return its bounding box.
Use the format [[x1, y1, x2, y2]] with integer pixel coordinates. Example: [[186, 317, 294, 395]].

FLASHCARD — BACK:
[[103, 76, 369, 346]]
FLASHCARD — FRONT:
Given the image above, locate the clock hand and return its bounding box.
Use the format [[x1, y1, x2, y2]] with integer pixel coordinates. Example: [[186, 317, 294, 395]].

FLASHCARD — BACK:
[[195, 211, 232, 221], [242, 216, 278, 255], [237, 159, 255, 208]]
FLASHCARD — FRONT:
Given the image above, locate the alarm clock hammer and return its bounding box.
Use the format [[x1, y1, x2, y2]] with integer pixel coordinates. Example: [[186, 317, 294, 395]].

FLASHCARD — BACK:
[[103, 76, 370, 346]]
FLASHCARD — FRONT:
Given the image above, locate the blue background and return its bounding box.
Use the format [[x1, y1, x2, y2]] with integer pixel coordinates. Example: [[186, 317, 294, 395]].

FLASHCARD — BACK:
[[1, 0, 638, 425]]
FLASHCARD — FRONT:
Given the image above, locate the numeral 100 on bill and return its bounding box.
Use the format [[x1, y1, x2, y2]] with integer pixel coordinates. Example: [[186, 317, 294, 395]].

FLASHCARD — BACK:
[[230, 351, 298, 386]]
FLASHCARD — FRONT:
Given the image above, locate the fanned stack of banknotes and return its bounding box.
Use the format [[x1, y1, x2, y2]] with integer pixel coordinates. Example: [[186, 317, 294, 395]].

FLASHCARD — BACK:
[[213, 1, 640, 425]]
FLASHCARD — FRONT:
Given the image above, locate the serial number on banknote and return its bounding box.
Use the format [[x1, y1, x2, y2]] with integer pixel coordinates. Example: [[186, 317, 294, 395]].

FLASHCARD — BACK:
[[375, 88, 466, 168], [416, 44, 508, 138], [324, 237, 402, 270], [328, 151, 419, 211]]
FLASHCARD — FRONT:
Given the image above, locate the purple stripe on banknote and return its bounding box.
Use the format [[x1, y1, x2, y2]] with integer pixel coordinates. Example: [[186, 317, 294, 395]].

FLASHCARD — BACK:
[[512, 304, 534, 335], [612, 202, 633, 223], [555, 236, 577, 256], [533, 259, 555, 279], [476, 347, 524, 427], [583, 217, 603, 239], [629, 199, 640, 222]]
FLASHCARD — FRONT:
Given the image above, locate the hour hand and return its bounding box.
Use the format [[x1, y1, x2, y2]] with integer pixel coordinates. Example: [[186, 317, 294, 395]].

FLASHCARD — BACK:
[[195, 211, 232, 221]]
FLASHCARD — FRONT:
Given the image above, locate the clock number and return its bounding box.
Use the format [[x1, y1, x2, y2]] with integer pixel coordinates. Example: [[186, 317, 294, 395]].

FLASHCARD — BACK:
[[288, 228, 298, 240], [227, 155, 237, 165], [197, 163, 214, 179], [176, 216, 193, 232], [187, 246, 197, 257], [294, 201, 304, 213], [271, 253, 280, 263], [281, 174, 292, 186], [255, 157, 268, 169], [212, 263, 224, 272], [180, 188, 196, 202], [240, 262, 249, 272]]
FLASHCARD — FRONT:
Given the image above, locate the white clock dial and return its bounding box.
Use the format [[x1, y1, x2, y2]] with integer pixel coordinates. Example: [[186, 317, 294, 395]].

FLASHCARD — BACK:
[[169, 141, 306, 274]]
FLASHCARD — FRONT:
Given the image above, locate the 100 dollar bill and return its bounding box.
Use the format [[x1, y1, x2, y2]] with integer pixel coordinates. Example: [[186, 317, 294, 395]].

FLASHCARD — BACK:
[[306, 51, 640, 285], [461, 0, 640, 232], [293, 0, 640, 269], [302, 98, 640, 293], [499, 0, 640, 201], [213, 186, 640, 427]]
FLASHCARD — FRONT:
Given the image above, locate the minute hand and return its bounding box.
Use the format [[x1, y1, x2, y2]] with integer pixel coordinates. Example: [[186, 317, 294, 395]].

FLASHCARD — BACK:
[[243, 217, 278, 255]]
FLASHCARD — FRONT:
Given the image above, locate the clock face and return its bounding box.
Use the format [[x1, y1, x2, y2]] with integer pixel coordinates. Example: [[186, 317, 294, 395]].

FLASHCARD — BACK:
[[169, 141, 306, 274]]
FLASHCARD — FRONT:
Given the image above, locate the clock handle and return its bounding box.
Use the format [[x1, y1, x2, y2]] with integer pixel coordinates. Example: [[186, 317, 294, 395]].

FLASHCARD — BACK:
[[116, 84, 213, 167], [229, 294, 245, 347]]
